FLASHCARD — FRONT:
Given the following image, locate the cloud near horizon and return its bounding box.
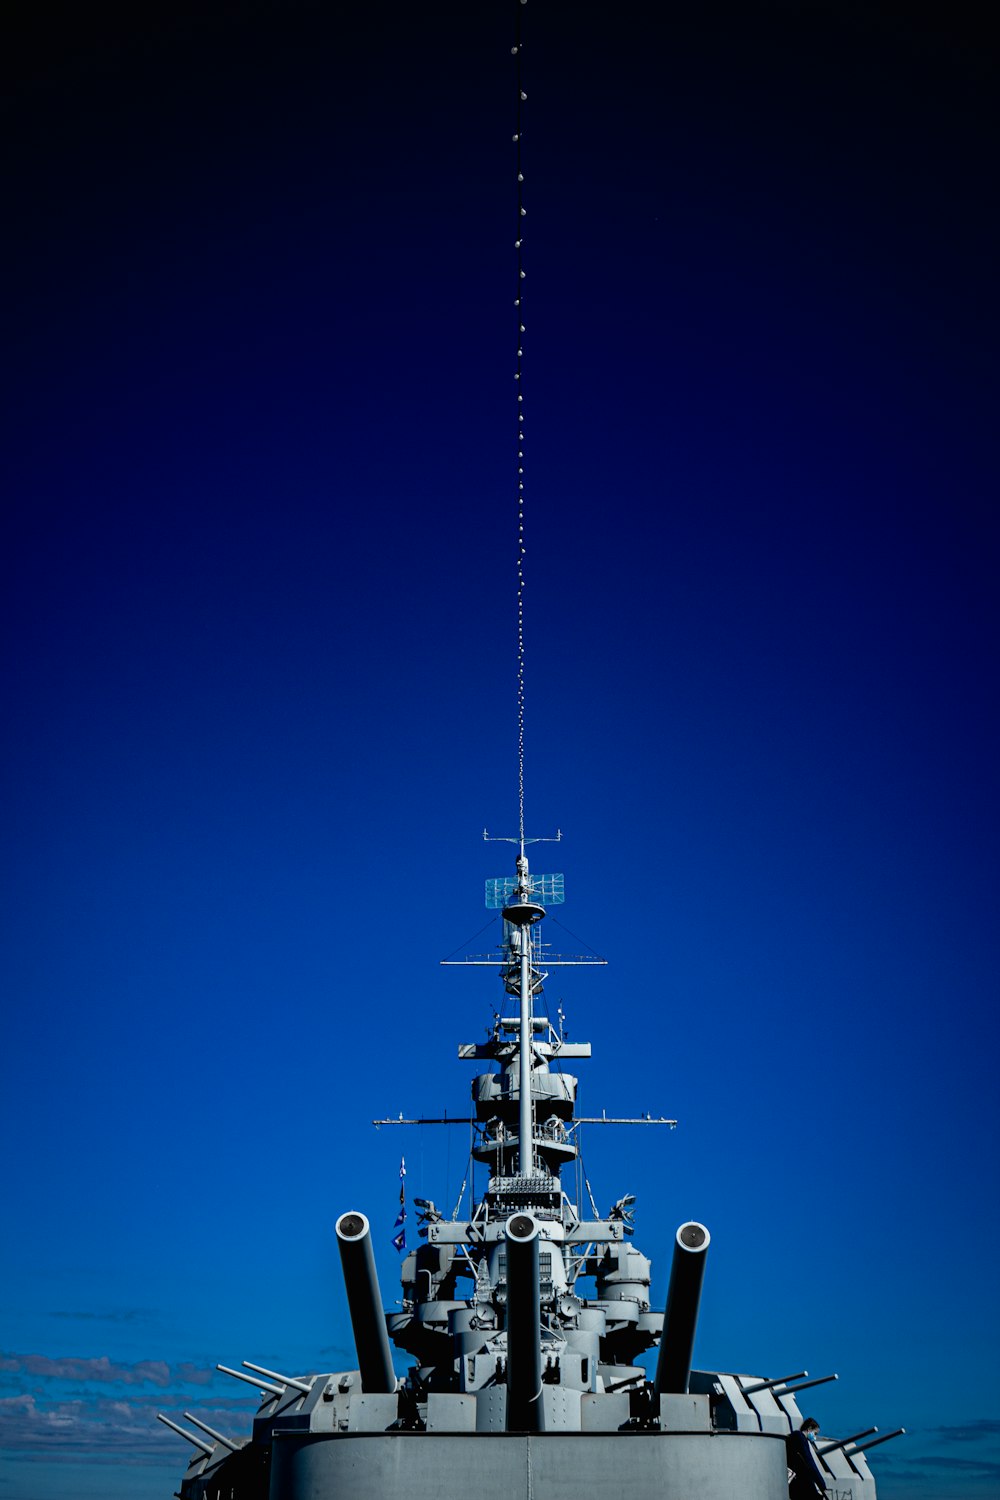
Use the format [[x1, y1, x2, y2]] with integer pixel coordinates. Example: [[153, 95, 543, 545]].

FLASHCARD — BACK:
[[0, 1352, 213, 1387], [0, 1392, 175, 1459], [928, 1419, 1000, 1443], [911, 1456, 1000, 1477], [0, 1390, 256, 1460]]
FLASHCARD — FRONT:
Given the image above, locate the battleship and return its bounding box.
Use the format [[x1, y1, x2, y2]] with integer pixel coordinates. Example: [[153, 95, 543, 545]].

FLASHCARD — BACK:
[[159, 837, 902, 1500], [157, 7, 905, 1497]]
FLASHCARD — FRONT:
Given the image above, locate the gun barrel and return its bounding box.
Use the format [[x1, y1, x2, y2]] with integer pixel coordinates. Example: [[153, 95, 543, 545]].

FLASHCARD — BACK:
[[778, 1373, 838, 1397], [242, 1360, 312, 1395], [818, 1427, 878, 1455], [653, 1221, 710, 1395], [850, 1429, 905, 1455], [743, 1371, 808, 1395], [217, 1364, 284, 1397], [156, 1414, 213, 1455], [183, 1413, 240, 1452], [504, 1212, 543, 1432], [335, 1210, 396, 1393]]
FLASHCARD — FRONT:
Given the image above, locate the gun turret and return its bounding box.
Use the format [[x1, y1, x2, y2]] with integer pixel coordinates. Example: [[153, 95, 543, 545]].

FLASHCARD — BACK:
[[504, 1211, 543, 1432], [335, 1211, 397, 1393], [653, 1221, 710, 1396]]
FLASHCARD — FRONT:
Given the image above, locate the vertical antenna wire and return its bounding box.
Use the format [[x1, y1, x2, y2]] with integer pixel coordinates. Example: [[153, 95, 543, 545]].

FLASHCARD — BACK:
[[514, 1, 527, 850]]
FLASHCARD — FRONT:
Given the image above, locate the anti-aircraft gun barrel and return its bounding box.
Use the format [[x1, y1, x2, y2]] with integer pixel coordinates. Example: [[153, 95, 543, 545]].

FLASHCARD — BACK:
[[653, 1221, 710, 1396], [183, 1412, 240, 1451], [241, 1360, 312, 1394], [504, 1211, 543, 1432], [818, 1427, 878, 1455], [335, 1210, 397, 1393], [849, 1429, 906, 1454], [776, 1373, 838, 1397], [156, 1413, 213, 1455], [217, 1364, 285, 1396], [743, 1371, 808, 1394]]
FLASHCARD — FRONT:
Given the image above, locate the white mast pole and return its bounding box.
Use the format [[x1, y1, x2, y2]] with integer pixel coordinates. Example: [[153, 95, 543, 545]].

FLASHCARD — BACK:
[[518, 916, 532, 1176]]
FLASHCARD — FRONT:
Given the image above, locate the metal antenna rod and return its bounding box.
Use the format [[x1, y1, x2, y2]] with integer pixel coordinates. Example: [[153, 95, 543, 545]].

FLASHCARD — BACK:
[[513, 0, 527, 852]]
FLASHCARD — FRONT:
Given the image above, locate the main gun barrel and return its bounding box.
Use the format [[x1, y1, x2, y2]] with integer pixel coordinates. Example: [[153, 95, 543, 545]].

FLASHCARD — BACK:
[[653, 1221, 711, 1396], [505, 1211, 543, 1431], [335, 1210, 396, 1393]]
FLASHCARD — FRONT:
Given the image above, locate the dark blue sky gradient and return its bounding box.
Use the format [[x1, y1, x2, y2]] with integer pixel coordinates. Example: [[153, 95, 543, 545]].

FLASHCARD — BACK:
[[2, 4, 998, 1497]]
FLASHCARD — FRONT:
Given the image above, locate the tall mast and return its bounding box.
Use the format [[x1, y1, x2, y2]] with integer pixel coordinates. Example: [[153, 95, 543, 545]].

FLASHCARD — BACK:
[[518, 917, 531, 1173], [483, 832, 561, 1181]]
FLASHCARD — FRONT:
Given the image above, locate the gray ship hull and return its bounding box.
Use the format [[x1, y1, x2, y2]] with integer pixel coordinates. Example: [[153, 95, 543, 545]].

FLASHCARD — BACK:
[[271, 1431, 791, 1500]]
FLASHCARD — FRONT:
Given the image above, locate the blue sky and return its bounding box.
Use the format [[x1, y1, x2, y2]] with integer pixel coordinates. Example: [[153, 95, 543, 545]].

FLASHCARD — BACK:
[[2, 3, 998, 1498]]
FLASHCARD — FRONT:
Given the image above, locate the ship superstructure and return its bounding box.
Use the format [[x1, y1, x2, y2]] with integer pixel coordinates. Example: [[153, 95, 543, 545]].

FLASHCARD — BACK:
[[384, 840, 668, 1415], [161, 843, 901, 1500]]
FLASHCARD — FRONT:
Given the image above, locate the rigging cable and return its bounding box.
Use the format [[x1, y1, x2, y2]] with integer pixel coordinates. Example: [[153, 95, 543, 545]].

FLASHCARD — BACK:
[[450, 1141, 473, 1221], [440, 914, 500, 963], [513, 0, 527, 848], [548, 914, 608, 961]]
